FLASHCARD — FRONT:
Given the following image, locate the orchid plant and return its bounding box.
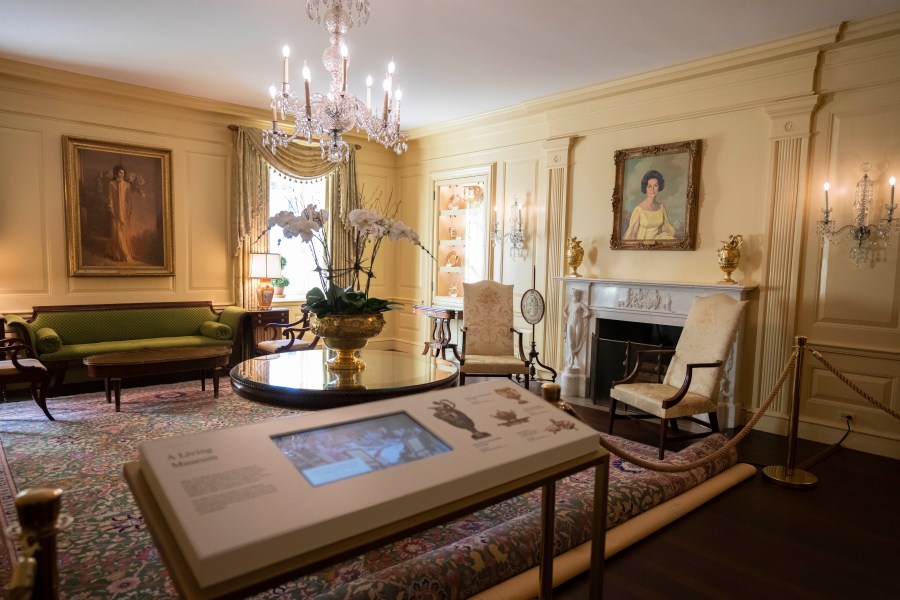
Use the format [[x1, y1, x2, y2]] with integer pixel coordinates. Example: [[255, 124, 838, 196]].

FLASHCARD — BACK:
[[262, 198, 434, 317]]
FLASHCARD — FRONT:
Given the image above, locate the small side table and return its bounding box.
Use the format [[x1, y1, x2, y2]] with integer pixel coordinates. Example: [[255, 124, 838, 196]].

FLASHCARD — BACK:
[[412, 305, 463, 362], [241, 308, 290, 361]]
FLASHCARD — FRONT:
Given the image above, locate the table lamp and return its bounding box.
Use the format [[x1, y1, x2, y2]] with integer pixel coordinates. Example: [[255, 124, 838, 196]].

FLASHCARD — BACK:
[[249, 253, 282, 310]]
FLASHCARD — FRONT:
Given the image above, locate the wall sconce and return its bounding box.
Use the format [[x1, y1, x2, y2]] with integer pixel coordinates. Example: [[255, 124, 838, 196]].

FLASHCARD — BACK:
[[249, 252, 282, 309], [490, 197, 526, 260], [818, 163, 897, 267]]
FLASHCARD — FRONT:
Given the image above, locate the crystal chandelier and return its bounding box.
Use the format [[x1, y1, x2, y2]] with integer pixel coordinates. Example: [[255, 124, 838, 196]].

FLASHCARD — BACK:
[[817, 163, 898, 267], [263, 0, 408, 162]]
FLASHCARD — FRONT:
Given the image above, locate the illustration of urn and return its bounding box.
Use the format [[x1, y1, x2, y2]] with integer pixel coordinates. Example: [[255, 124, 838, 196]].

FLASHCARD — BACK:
[[717, 234, 743, 284], [566, 237, 585, 277], [429, 399, 490, 440]]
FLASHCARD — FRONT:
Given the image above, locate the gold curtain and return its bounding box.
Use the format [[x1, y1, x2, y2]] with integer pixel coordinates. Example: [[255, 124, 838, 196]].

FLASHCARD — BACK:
[[230, 126, 361, 307]]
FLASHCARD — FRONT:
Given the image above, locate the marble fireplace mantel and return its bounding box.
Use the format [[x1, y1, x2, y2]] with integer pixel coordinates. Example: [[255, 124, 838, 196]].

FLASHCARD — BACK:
[[558, 277, 756, 428]]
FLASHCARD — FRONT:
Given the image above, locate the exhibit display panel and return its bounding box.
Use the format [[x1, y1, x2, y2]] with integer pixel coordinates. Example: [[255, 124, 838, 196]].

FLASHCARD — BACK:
[[137, 380, 599, 587]]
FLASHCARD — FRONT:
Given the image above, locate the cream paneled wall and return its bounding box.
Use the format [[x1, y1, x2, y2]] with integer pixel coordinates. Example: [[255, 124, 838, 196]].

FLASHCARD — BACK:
[[399, 13, 900, 457], [0, 60, 397, 316]]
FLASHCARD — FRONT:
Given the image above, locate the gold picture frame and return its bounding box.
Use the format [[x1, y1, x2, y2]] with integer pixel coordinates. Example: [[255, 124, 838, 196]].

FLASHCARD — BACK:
[[63, 136, 174, 276], [610, 139, 702, 251]]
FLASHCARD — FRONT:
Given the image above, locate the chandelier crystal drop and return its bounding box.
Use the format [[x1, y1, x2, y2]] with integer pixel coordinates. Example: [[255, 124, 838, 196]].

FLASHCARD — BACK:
[[263, 0, 407, 162], [817, 163, 898, 267]]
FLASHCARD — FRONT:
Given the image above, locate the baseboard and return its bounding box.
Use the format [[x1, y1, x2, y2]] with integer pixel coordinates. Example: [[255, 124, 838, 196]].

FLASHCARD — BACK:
[[753, 413, 900, 460]]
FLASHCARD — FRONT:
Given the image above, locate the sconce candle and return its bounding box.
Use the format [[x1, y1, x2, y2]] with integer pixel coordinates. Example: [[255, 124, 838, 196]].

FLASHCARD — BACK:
[[816, 163, 899, 267]]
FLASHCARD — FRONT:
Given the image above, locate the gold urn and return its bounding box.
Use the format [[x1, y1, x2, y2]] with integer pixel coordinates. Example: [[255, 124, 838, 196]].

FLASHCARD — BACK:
[[566, 237, 585, 277], [310, 313, 386, 371], [717, 234, 743, 284]]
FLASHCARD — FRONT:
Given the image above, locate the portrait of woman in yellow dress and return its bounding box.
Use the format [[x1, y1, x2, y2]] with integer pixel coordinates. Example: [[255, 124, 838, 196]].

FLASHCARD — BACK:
[[612, 139, 701, 250], [624, 169, 676, 240]]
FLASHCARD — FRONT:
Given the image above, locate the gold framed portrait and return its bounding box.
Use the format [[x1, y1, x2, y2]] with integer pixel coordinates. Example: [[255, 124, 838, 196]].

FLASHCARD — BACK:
[[63, 136, 174, 276], [610, 139, 702, 251]]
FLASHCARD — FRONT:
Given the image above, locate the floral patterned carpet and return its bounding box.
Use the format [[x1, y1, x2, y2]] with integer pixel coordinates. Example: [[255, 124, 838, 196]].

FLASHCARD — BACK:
[[0, 381, 736, 599]]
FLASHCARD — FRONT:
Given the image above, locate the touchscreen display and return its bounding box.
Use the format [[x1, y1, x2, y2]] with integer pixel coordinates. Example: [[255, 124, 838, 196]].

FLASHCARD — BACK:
[[271, 412, 452, 487]]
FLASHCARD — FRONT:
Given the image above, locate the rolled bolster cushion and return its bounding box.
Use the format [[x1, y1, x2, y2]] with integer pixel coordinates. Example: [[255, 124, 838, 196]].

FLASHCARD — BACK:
[[200, 321, 232, 340], [35, 327, 62, 354]]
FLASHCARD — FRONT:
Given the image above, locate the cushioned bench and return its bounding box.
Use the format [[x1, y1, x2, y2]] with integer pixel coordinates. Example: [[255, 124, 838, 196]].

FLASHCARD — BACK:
[[2, 302, 246, 386]]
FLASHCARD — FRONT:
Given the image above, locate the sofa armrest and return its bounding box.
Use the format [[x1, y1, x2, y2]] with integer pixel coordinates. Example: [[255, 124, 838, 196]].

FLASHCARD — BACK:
[[217, 306, 247, 340], [200, 321, 232, 341], [2, 314, 36, 351]]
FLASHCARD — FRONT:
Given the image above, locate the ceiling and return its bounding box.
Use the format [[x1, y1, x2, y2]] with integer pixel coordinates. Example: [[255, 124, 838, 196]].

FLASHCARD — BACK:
[[2, 1, 899, 131]]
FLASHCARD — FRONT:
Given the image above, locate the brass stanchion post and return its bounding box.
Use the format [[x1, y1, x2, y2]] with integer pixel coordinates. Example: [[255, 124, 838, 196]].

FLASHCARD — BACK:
[[762, 336, 818, 488]]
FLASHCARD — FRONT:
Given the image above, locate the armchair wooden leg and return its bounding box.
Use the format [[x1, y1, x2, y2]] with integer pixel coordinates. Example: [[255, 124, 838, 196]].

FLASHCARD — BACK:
[[31, 378, 54, 421], [708, 412, 720, 433], [460, 373, 466, 386], [607, 398, 618, 435], [523, 374, 530, 391], [658, 418, 668, 460]]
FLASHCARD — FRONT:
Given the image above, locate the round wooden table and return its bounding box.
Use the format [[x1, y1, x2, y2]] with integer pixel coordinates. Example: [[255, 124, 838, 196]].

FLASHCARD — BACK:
[[230, 349, 459, 409]]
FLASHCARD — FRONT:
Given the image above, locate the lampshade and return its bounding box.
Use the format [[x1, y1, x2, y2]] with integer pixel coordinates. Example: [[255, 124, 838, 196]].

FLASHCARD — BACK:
[[249, 253, 282, 279]]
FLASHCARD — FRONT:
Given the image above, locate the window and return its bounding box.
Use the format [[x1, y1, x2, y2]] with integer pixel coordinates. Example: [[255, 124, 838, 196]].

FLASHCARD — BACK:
[[268, 167, 327, 299]]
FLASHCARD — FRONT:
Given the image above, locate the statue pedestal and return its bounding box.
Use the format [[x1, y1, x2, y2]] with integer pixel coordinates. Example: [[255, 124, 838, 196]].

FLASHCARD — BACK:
[[560, 367, 586, 399]]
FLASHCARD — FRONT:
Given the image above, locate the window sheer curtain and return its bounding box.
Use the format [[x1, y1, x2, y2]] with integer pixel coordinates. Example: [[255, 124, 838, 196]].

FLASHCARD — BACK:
[[230, 126, 361, 309]]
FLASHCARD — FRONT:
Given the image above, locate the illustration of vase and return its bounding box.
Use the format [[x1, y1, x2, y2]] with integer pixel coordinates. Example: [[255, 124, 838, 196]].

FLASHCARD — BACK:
[[429, 399, 490, 439]]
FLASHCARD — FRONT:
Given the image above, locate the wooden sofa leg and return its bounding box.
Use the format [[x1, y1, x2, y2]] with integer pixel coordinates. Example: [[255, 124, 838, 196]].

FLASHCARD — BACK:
[[459, 373, 466, 386]]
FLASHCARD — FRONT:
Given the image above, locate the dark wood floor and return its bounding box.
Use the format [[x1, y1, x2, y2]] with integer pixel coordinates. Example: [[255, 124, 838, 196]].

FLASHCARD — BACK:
[[555, 402, 900, 600]]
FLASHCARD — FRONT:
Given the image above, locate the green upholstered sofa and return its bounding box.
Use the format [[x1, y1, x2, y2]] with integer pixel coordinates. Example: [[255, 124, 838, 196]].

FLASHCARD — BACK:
[[3, 302, 246, 386]]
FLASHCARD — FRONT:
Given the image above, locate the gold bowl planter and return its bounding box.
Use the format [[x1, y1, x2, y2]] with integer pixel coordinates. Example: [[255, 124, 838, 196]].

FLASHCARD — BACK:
[[310, 314, 386, 371]]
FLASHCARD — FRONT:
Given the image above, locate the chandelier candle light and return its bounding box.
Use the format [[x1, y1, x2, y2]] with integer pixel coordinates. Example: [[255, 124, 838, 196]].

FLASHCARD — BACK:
[[263, 0, 407, 162], [817, 163, 898, 267]]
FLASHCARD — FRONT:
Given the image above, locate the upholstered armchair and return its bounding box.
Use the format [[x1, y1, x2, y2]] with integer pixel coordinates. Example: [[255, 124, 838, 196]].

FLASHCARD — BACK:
[[0, 319, 53, 420], [609, 293, 747, 459], [255, 306, 320, 355], [459, 281, 531, 389]]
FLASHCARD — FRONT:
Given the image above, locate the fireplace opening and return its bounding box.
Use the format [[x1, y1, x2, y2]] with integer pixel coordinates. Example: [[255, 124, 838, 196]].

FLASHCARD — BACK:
[[589, 318, 683, 406]]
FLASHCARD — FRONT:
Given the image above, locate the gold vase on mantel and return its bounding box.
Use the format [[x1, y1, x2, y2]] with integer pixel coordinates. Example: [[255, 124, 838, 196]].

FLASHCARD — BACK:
[[566, 237, 585, 277], [717, 234, 743, 284], [310, 314, 386, 371]]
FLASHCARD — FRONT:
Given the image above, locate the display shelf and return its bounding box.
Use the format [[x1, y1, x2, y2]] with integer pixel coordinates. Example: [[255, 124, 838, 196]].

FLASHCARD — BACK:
[[440, 240, 466, 246], [440, 209, 467, 217], [440, 266, 464, 273]]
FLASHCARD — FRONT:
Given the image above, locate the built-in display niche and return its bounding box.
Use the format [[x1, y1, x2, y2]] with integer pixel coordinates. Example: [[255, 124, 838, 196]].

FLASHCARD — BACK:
[[432, 172, 490, 307]]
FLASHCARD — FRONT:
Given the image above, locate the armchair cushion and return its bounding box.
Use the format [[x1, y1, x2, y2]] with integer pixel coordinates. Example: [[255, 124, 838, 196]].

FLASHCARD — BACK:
[[35, 328, 62, 354], [610, 383, 717, 419], [0, 358, 46, 376], [662, 294, 746, 400], [459, 354, 530, 375], [200, 321, 232, 341], [462, 281, 517, 356]]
